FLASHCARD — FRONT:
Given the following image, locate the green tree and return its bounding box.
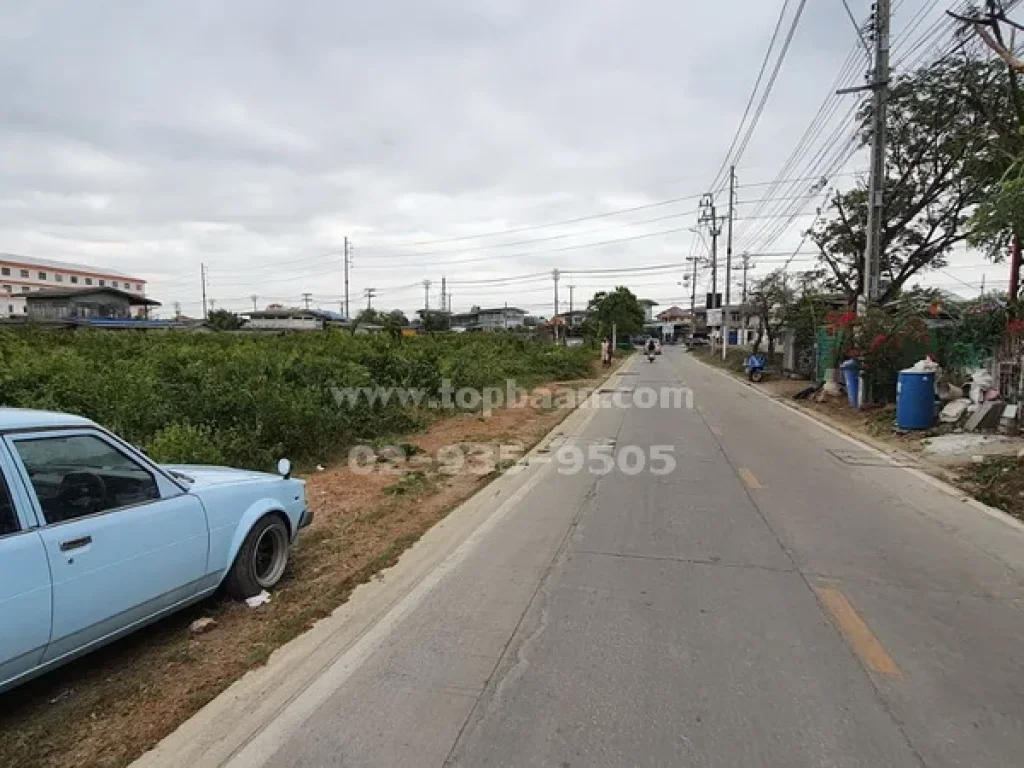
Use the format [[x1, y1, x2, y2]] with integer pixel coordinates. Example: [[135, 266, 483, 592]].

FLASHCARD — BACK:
[[950, 3, 1024, 262], [206, 308, 244, 331], [420, 310, 449, 332], [382, 309, 409, 340], [356, 308, 383, 326], [583, 287, 645, 341], [749, 270, 795, 356], [810, 56, 1011, 302]]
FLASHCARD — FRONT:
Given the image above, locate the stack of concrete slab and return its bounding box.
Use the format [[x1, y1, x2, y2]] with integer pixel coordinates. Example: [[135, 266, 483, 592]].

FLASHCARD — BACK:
[[939, 398, 1020, 434]]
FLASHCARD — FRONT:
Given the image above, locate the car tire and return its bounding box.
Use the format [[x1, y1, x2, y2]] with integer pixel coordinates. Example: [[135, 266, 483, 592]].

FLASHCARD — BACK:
[[225, 514, 290, 599]]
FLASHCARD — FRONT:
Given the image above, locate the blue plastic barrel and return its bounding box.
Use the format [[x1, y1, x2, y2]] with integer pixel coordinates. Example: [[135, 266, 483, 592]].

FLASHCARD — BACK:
[[897, 370, 936, 430], [840, 359, 860, 408]]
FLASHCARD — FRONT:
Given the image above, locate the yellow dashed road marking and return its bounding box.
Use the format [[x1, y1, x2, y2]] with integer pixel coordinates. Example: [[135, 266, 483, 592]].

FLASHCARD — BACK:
[[738, 468, 763, 490], [817, 587, 901, 677]]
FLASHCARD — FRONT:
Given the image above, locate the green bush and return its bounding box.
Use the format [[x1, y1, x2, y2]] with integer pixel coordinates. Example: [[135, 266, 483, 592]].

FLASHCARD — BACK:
[[0, 330, 593, 470]]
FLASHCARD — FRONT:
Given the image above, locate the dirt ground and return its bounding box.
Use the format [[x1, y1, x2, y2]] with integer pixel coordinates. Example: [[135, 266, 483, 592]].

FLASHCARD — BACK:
[[957, 456, 1024, 521], [0, 358, 620, 768]]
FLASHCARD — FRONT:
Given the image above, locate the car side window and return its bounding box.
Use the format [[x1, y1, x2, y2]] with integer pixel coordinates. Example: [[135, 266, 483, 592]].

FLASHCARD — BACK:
[[13, 434, 160, 525], [0, 469, 18, 536]]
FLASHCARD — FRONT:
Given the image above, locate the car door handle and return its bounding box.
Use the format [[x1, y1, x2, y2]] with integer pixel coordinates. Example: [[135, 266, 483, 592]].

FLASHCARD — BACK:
[[59, 536, 92, 552]]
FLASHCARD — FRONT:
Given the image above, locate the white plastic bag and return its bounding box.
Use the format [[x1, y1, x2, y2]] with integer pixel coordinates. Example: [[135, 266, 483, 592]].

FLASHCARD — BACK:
[[969, 369, 994, 405]]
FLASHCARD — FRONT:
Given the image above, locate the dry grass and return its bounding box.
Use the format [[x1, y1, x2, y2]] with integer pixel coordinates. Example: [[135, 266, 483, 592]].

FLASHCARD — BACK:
[[0, 361, 618, 768], [956, 456, 1024, 520]]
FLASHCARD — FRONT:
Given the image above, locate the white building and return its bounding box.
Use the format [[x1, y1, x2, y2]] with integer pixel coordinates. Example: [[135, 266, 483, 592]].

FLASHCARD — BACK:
[[0, 254, 147, 318], [706, 304, 759, 345], [451, 306, 527, 331]]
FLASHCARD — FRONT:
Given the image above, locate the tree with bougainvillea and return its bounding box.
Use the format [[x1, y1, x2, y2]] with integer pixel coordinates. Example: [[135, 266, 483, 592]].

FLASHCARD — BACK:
[[826, 300, 931, 401]]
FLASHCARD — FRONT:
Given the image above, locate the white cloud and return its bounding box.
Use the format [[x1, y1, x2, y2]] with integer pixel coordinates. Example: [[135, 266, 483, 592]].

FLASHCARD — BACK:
[[0, 0, 983, 316]]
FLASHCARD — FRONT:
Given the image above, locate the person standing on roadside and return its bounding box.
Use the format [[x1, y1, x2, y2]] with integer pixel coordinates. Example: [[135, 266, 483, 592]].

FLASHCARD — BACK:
[[601, 338, 611, 367]]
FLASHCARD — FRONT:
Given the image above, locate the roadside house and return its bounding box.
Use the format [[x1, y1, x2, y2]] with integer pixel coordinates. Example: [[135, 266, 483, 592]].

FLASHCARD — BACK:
[[450, 305, 527, 331], [25, 286, 161, 321]]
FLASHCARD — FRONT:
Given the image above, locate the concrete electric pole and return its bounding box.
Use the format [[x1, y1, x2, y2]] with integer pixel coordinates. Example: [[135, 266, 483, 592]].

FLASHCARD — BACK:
[[250, 294, 258, 312], [699, 195, 724, 351], [741, 252, 752, 304], [862, 0, 890, 313], [723, 165, 737, 361], [685, 255, 699, 338], [364, 287, 376, 310], [200, 263, 208, 320], [344, 237, 351, 320], [302, 292, 313, 310], [423, 279, 432, 313], [552, 268, 561, 343]]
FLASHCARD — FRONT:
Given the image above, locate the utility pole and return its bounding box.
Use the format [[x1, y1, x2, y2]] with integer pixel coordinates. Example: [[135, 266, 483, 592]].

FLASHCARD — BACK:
[[423, 279, 431, 313], [302, 292, 313, 310], [552, 269, 560, 343], [723, 165, 736, 361], [173, 301, 181, 318], [741, 252, 752, 304], [687, 256, 698, 338], [344, 237, 351, 320], [699, 195, 724, 351], [364, 287, 376, 310], [440, 276, 447, 315], [862, 0, 890, 314], [208, 298, 216, 312], [200, 263, 208, 319], [849, 0, 891, 408], [250, 294, 258, 312], [567, 284, 576, 341]]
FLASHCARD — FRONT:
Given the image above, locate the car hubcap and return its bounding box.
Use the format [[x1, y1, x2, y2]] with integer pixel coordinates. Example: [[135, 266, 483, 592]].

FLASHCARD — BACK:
[[253, 524, 288, 588]]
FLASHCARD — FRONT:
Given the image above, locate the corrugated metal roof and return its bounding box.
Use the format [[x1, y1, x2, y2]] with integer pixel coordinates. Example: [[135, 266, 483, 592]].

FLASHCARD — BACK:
[[0, 253, 141, 280], [27, 286, 161, 305]]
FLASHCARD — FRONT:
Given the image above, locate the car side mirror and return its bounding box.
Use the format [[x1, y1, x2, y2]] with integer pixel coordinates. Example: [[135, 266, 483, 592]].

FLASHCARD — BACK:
[[277, 458, 292, 479]]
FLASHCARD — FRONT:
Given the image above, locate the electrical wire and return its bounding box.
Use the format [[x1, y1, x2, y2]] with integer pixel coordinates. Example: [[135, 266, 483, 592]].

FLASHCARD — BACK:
[[708, 0, 794, 192], [727, 0, 812, 185]]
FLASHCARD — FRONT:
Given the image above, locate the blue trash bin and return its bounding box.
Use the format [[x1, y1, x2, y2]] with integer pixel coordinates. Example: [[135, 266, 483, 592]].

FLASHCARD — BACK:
[[840, 359, 860, 408], [897, 370, 936, 430]]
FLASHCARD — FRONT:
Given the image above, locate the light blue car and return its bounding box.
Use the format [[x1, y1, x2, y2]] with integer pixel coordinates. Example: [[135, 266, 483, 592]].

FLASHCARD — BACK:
[[0, 408, 311, 694]]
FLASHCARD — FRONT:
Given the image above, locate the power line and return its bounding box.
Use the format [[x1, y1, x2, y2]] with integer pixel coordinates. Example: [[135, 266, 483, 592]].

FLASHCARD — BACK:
[[709, 0, 795, 192], [730, 39, 867, 247], [727, 0, 811, 185]]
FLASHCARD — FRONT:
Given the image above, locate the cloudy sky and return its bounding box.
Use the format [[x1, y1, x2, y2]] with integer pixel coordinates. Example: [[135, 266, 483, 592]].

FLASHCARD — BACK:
[[0, 0, 996, 317]]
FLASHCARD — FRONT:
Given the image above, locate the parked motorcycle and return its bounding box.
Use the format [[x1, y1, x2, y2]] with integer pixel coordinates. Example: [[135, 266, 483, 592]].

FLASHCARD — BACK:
[[745, 353, 766, 382]]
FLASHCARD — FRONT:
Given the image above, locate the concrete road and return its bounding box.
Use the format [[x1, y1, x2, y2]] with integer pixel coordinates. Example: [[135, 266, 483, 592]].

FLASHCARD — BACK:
[[148, 349, 1024, 767]]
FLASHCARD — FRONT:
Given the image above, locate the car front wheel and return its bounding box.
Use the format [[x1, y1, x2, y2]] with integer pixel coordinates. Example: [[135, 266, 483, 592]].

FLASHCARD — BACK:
[[225, 514, 290, 599]]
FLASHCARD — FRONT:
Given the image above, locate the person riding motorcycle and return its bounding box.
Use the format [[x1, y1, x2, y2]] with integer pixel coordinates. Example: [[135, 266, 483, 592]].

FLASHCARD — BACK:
[[646, 338, 657, 361]]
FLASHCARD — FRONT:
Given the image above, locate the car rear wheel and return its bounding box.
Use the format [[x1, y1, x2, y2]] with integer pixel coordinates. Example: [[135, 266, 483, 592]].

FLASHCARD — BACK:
[[225, 514, 290, 599]]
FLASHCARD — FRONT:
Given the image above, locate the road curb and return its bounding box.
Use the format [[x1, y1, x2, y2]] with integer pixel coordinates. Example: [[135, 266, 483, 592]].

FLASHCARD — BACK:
[[685, 351, 1024, 536]]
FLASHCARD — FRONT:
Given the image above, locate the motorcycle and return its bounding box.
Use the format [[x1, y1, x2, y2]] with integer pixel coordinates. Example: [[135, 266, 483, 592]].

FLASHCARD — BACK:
[[745, 353, 766, 382]]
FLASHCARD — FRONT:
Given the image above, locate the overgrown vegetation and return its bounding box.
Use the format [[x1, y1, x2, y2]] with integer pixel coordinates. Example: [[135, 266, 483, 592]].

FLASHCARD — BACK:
[[0, 330, 592, 470], [960, 456, 1024, 520]]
